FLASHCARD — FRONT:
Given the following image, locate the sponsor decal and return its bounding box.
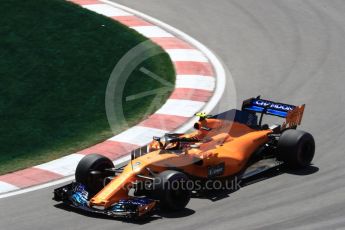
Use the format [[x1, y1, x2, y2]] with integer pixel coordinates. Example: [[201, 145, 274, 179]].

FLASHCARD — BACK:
[[208, 162, 225, 178], [253, 99, 295, 111]]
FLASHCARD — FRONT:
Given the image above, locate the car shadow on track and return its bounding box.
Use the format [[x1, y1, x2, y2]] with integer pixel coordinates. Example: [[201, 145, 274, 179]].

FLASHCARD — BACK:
[[242, 165, 319, 186], [194, 165, 319, 202], [285, 165, 319, 176], [158, 208, 195, 218]]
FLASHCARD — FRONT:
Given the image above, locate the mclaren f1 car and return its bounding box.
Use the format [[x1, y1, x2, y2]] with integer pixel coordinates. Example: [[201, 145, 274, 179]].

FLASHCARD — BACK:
[[53, 97, 315, 219]]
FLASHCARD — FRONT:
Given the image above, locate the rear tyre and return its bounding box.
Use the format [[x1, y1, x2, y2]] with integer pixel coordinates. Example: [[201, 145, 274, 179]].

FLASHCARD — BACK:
[[153, 170, 191, 211], [75, 154, 114, 194], [277, 129, 315, 169]]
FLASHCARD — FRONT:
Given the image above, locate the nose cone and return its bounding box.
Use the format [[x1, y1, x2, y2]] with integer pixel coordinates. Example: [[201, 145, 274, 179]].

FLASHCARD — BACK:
[[89, 197, 108, 209], [89, 168, 137, 208]]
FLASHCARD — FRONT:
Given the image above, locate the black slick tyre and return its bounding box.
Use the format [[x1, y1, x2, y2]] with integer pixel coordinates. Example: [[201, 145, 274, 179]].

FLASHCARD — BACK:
[[277, 129, 315, 169], [75, 154, 114, 194]]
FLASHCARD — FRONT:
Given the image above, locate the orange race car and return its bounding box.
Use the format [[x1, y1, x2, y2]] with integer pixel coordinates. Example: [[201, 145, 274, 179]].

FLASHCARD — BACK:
[[53, 97, 315, 219]]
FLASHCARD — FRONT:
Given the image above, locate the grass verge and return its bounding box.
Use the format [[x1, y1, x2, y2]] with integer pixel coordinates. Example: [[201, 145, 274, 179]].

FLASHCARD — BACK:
[[0, 0, 175, 174]]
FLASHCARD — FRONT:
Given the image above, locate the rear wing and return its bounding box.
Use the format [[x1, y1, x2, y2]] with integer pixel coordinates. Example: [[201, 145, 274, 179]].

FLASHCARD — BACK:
[[242, 97, 305, 128]]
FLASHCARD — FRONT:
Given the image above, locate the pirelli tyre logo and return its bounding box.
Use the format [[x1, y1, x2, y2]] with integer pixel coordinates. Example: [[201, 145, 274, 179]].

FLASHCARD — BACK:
[[283, 104, 305, 128]]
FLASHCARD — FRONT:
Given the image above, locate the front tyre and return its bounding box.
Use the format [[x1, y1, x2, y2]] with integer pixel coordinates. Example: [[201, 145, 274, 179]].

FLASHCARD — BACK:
[[75, 154, 114, 194], [153, 170, 191, 211], [277, 129, 315, 169]]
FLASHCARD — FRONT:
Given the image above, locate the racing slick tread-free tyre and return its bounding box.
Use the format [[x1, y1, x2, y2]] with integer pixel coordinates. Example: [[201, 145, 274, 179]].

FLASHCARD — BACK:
[[153, 170, 191, 211], [75, 154, 114, 194], [277, 129, 315, 169]]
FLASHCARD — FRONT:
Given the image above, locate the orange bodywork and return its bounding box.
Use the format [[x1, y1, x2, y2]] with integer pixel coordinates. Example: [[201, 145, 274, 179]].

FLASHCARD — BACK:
[[90, 119, 272, 209]]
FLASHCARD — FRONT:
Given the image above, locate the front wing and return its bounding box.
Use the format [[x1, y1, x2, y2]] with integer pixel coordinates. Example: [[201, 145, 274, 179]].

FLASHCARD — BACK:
[[53, 182, 157, 219]]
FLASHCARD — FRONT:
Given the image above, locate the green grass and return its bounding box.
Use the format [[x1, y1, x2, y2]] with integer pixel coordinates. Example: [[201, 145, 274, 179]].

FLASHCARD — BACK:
[[0, 0, 175, 174]]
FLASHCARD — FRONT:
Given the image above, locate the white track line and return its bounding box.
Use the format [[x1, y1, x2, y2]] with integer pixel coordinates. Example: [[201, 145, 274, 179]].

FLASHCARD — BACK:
[[166, 49, 208, 62], [155, 99, 205, 117], [108, 126, 167, 146], [0, 182, 19, 194], [34, 154, 85, 176], [83, 4, 132, 16], [176, 75, 215, 91], [130, 26, 174, 38]]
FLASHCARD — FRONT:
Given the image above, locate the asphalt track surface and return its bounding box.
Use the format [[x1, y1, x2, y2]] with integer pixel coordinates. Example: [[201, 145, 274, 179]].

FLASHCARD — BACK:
[[1, 1, 345, 229]]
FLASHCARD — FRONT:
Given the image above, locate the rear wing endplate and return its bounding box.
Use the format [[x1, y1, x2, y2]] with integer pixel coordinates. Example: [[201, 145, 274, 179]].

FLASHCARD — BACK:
[[283, 104, 305, 128]]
